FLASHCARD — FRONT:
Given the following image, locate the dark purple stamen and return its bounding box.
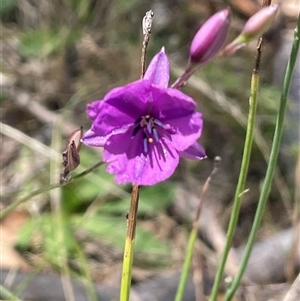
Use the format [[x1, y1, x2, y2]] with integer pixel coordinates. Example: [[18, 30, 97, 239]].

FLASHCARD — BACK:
[[152, 128, 159, 142], [134, 117, 142, 125], [154, 119, 164, 127], [143, 136, 148, 153], [147, 122, 152, 134], [132, 124, 141, 137], [131, 114, 170, 153]]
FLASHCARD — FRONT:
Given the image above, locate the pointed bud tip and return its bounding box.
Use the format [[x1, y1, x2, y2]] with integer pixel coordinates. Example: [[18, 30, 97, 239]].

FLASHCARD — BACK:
[[220, 7, 231, 19], [242, 3, 280, 40], [189, 8, 231, 64]]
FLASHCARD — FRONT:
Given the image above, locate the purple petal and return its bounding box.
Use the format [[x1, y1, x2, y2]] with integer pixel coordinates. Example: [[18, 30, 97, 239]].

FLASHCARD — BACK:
[[169, 112, 203, 151], [179, 142, 206, 160], [82, 125, 131, 147], [104, 138, 179, 185], [151, 87, 202, 151], [86, 101, 104, 121], [102, 127, 180, 185], [104, 126, 144, 159], [81, 129, 106, 147], [144, 47, 170, 88], [151, 87, 196, 120], [90, 81, 152, 137]]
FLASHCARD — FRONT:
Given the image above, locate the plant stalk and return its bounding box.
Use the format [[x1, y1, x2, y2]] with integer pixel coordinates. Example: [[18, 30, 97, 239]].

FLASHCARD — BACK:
[[120, 184, 140, 301], [175, 157, 221, 301], [0, 285, 23, 301], [209, 38, 262, 301], [225, 14, 300, 300]]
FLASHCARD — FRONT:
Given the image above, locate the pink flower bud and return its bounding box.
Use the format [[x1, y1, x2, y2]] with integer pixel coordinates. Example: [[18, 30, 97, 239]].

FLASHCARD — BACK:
[[242, 4, 279, 41], [221, 4, 279, 56], [189, 8, 231, 64]]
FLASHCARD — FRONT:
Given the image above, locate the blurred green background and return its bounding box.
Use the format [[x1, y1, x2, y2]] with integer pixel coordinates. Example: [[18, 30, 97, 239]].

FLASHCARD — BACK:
[[1, 0, 299, 299]]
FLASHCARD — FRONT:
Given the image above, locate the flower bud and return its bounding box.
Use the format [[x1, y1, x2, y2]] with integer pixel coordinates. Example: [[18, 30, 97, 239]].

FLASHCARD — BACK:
[[242, 4, 279, 41], [221, 4, 279, 56], [189, 8, 231, 64]]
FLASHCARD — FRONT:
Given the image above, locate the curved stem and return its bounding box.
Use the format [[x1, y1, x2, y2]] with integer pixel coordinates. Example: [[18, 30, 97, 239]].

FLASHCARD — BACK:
[[209, 45, 261, 301], [175, 226, 198, 301], [0, 285, 23, 301], [175, 158, 220, 301], [74, 242, 99, 301], [225, 15, 300, 301]]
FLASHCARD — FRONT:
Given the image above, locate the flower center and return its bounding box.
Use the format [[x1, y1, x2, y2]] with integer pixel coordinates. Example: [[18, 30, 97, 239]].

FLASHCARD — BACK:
[[132, 115, 165, 153]]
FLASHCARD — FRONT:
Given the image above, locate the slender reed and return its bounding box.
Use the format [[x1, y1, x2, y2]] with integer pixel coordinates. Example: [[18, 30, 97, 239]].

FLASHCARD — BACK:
[[74, 242, 99, 301], [0, 285, 23, 301], [209, 35, 264, 301], [225, 14, 300, 300], [175, 157, 221, 301], [119, 10, 154, 301]]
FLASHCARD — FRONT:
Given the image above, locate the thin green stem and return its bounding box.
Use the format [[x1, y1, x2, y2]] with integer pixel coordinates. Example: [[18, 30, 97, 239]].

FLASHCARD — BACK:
[[209, 50, 260, 301], [225, 15, 300, 301], [175, 226, 198, 301], [120, 184, 139, 301], [120, 237, 136, 301], [175, 157, 221, 301], [74, 242, 99, 301], [0, 285, 23, 301], [12, 260, 46, 297]]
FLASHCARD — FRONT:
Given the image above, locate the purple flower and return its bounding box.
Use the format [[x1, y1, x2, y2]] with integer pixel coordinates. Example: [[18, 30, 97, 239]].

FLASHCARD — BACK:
[[189, 8, 231, 65], [82, 48, 205, 185]]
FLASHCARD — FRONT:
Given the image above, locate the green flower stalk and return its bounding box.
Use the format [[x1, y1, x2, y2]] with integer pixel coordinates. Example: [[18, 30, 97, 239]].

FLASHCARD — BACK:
[[120, 185, 139, 301], [225, 14, 300, 301], [175, 158, 221, 301], [209, 4, 277, 296], [209, 60, 260, 301]]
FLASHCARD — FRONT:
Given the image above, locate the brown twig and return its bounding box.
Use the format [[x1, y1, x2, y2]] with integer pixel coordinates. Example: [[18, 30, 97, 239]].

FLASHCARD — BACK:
[[194, 156, 222, 224], [127, 185, 140, 240], [141, 10, 154, 78]]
